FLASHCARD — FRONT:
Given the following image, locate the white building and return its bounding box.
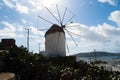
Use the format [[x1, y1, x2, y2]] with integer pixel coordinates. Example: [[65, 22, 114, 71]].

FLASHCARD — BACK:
[[45, 24, 66, 57]]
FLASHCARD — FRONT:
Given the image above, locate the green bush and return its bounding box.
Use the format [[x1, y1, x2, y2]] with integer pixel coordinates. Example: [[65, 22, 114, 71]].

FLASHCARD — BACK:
[[0, 46, 120, 80]]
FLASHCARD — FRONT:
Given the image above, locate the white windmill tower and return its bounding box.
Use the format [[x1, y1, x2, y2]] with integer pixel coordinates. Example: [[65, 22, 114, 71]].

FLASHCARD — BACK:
[[38, 5, 80, 57]]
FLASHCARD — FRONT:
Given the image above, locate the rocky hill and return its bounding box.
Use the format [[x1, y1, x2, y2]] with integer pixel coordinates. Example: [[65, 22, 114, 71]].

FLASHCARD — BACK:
[[74, 51, 120, 57]]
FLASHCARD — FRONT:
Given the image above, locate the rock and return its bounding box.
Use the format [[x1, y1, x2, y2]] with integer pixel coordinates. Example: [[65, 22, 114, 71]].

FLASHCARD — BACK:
[[0, 73, 15, 80]]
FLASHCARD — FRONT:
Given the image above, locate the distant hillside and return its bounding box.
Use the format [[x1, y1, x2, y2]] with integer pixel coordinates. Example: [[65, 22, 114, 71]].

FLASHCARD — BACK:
[[74, 52, 120, 57]]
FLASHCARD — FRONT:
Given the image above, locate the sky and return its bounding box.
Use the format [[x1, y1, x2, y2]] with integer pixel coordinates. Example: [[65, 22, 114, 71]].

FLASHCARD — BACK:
[[0, 0, 120, 55]]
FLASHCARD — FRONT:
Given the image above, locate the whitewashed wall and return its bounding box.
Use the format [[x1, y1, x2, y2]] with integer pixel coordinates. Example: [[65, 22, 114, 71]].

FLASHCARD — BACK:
[[45, 31, 66, 57]]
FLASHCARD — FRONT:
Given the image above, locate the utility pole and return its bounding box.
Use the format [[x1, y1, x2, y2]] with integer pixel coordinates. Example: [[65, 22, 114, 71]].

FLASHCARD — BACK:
[[38, 43, 41, 54], [94, 49, 97, 61], [25, 28, 31, 52]]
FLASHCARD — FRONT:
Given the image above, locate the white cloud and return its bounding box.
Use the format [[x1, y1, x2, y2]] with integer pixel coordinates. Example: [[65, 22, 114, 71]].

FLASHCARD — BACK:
[[2, 0, 65, 14], [42, 0, 60, 7], [15, 3, 28, 14], [1, 21, 120, 53], [3, 0, 28, 14], [2, 21, 16, 32], [98, 0, 117, 6], [80, 23, 120, 41], [17, 25, 24, 32], [78, 24, 107, 42], [29, 26, 45, 35], [0, 32, 15, 37], [66, 23, 81, 38], [67, 22, 120, 53], [28, 0, 36, 7], [27, 0, 42, 12], [0, 21, 24, 37], [1, 0, 120, 53], [3, 0, 15, 8], [22, 19, 27, 24], [108, 10, 120, 25], [0, 21, 44, 51]]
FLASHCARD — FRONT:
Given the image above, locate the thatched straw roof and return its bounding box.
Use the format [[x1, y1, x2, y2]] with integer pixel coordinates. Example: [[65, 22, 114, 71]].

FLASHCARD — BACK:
[[45, 24, 65, 37]]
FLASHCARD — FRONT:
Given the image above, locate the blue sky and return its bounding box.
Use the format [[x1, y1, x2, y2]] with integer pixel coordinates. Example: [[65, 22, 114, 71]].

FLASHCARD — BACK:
[[0, 0, 120, 55]]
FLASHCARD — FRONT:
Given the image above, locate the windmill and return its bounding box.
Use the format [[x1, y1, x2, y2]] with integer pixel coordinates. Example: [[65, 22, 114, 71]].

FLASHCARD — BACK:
[[38, 5, 80, 57]]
